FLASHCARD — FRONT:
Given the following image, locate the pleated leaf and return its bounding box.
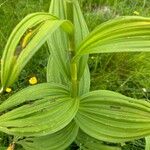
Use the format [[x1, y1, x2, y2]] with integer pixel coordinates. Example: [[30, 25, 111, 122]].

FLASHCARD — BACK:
[[17, 121, 78, 150], [47, 56, 63, 84], [1, 12, 73, 89], [73, 0, 89, 48], [47, 0, 70, 85], [0, 83, 68, 112], [73, 16, 150, 62], [0, 83, 79, 136], [78, 65, 90, 95], [47, 56, 70, 88], [47, 0, 90, 93], [76, 130, 121, 150], [75, 90, 150, 143], [145, 136, 150, 150]]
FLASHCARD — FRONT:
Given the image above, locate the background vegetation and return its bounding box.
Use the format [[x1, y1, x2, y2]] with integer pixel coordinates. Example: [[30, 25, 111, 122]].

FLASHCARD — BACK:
[[0, 0, 150, 149]]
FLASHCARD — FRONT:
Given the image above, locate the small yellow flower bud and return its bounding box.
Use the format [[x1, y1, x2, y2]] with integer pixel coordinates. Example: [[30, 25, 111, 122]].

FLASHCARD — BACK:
[[29, 76, 38, 85], [133, 11, 139, 15], [5, 87, 12, 93]]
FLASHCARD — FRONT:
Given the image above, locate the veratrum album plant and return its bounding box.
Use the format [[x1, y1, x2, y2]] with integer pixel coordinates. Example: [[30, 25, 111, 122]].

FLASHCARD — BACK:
[[0, 0, 150, 150]]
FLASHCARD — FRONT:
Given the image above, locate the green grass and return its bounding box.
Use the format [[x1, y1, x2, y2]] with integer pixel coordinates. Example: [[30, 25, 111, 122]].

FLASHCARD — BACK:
[[0, 0, 150, 149]]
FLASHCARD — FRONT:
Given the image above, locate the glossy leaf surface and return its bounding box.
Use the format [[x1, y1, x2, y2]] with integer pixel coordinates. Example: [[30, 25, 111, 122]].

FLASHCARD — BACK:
[[145, 136, 150, 150], [73, 16, 150, 62], [76, 130, 121, 150], [0, 83, 79, 136], [18, 121, 78, 150], [75, 90, 150, 142]]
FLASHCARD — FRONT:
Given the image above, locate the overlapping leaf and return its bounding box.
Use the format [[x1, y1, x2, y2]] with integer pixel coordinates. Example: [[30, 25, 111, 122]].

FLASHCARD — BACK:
[[71, 0, 90, 95], [76, 130, 121, 150], [0, 83, 68, 111], [78, 65, 90, 95], [75, 90, 150, 143], [17, 121, 78, 150], [73, 16, 150, 62], [47, 0, 70, 86], [47, 0, 90, 94], [1, 12, 73, 89], [47, 56, 63, 84], [0, 83, 79, 136], [145, 136, 150, 150], [72, 0, 90, 80]]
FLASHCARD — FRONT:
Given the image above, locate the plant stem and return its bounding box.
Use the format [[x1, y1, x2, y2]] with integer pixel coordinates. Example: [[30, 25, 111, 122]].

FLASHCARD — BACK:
[[66, 1, 78, 98], [69, 37, 78, 98], [71, 62, 77, 97]]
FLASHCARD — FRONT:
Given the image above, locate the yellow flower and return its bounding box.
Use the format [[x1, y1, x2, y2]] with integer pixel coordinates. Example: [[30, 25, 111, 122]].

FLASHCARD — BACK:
[[7, 143, 15, 150], [5, 87, 12, 93], [133, 11, 140, 15], [29, 76, 38, 85]]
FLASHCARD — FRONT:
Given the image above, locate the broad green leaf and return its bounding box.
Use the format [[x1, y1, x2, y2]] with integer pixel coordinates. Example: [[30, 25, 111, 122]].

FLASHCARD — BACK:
[[47, 56, 63, 83], [72, 0, 89, 48], [145, 136, 150, 150], [75, 90, 150, 143], [1, 12, 53, 89], [17, 121, 78, 150], [1, 12, 73, 89], [0, 83, 68, 112], [76, 130, 121, 150], [0, 83, 79, 136], [47, 0, 71, 86], [49, 0, 66, 19], [73, 16, 150, 62], [47, 56, 71, 88], [78, 65, 90, 95]]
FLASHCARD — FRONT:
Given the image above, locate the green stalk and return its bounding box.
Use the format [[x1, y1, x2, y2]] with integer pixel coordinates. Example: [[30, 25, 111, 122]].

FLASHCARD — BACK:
[[66, 0, 78, 98], [69, 35, 78, 98], [71, 62, 77, 97]]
